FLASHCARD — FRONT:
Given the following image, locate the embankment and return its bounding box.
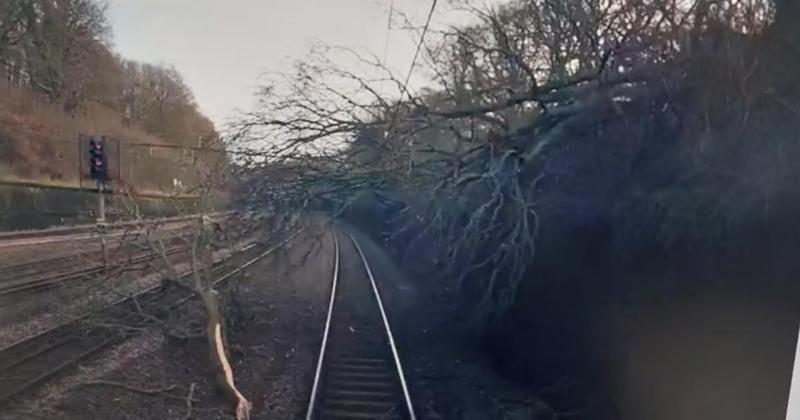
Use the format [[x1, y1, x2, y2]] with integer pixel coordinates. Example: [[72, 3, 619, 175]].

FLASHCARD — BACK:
[[0, 184, 202, 230]]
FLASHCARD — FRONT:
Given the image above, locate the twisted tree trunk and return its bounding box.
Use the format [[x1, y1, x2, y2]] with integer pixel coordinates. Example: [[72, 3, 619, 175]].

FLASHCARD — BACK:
[[203, 290, 251, 420], [193, 217, 251, 420]]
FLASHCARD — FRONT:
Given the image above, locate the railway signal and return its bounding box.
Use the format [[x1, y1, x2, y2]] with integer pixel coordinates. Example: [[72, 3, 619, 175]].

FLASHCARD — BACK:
[[88, 135, 110, 255], [88, 136, 108, 182]]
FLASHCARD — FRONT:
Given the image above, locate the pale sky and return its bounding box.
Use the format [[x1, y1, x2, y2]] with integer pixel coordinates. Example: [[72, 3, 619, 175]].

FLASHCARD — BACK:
[[107, 0, 494, 131]]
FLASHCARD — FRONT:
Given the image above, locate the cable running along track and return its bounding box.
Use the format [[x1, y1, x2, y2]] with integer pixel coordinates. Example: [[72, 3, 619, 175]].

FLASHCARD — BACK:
[[306, 230, 416, 420]]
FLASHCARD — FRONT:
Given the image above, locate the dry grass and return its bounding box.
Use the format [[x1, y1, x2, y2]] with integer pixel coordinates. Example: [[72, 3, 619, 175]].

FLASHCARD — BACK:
[[0, 82, 204, 193], [0, 81, 167, 145]]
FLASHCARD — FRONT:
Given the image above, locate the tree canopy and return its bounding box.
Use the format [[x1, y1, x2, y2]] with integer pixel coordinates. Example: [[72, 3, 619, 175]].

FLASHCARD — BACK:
[[0, 0, 215, 146], [233, 0, 800, 323]]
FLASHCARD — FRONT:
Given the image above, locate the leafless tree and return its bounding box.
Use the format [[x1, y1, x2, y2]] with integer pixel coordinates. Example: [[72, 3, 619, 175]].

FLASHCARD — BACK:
[[64, 153, 264, 419], [232, 0, 792, 326]]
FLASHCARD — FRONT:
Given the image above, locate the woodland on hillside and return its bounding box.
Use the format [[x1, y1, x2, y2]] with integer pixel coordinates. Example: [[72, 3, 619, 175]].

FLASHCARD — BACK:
[[0, 0, 217, 193]]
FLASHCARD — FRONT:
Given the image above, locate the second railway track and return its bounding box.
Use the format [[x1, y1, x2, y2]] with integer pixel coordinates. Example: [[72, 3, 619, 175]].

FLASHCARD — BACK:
[[0, 230, 299, 406], [0, 244, 187, 298], [306, 229, 416, 420]]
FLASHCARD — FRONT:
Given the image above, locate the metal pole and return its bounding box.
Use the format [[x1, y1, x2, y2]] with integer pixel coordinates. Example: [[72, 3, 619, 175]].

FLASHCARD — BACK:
[[97, 184, 106, 222], [78, 136, 83, 190], [116, 137, 121, 183], [97, 181, 108, 271]]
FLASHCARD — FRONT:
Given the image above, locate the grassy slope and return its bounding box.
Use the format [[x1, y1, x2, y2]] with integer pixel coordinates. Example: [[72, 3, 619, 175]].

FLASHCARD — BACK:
[[0, 82, 204, 196]]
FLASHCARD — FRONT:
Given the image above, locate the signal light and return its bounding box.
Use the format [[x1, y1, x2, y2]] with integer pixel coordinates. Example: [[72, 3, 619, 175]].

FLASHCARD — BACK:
[[89, 136, 108, 182]]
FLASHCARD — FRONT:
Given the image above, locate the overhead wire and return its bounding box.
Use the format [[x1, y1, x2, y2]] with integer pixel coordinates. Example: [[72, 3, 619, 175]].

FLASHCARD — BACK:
[[400, 0, 438, 99], [378, 0, 395, 96], [385, 0, 438, 134]]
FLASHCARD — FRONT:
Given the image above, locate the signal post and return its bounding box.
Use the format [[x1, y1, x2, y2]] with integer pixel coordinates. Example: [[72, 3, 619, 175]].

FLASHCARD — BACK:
[[89, 135, 109, 269]]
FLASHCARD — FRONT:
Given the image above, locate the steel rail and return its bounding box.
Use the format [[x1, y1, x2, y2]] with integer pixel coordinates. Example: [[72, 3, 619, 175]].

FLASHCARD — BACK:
[[305, 231, 340, 420], [348, 231, 417, 420], [305, 228, 417, 419]]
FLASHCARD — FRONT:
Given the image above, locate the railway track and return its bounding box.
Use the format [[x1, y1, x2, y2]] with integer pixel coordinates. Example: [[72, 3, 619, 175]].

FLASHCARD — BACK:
[[0, 252, 85, 279], [0, 211, 231, 244], [0, 231, 188, 280], [0, 216, 239, 298], [0, 230, 197, 285], [0, 245, 187, 298], [0, 230, 201, 299], [0, 231, 298, 405], [306, 230, 416, 420]]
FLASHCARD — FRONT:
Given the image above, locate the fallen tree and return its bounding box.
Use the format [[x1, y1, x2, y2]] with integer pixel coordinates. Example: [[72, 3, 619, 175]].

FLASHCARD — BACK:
[[232, 0, 798, 328], [101, 163, 256, 419]]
